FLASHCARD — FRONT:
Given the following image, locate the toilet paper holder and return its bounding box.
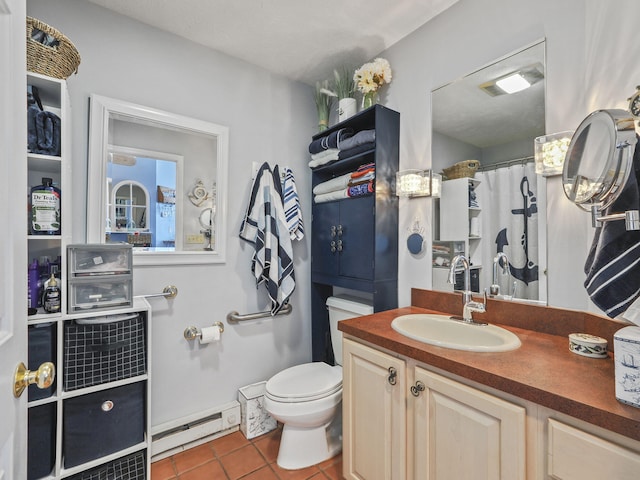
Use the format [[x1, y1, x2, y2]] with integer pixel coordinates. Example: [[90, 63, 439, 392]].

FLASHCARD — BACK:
[[183, 322, 224, 341]]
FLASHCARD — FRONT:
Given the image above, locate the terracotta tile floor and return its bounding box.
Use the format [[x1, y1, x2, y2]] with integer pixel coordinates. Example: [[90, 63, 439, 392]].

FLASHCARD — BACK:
[[150, 426, 344, 480]]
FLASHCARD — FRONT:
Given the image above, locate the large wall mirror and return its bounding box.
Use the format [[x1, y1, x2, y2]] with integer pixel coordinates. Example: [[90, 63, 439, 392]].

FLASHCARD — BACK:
[[431, 41, 547, 303], [87, 95, 229, 265]]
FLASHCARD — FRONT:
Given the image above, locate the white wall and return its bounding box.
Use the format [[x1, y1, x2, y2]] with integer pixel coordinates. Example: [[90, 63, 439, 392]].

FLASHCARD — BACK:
[[380, 0, 640, 312], [27, 0, 316, 427]]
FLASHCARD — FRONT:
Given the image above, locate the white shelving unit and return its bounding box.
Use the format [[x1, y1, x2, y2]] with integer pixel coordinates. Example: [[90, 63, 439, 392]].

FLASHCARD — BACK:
[[438, 177, 482, 292], [439, 177, 482, 265], [26, 73, 152, 480]]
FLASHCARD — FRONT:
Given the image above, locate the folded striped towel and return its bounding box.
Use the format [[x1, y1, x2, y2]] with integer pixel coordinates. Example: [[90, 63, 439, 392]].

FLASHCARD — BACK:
[[308, 128, 354, 154]]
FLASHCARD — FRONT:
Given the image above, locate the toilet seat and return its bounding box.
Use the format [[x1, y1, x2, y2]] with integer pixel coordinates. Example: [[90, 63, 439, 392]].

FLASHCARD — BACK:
[[266, 362, 342, 403]]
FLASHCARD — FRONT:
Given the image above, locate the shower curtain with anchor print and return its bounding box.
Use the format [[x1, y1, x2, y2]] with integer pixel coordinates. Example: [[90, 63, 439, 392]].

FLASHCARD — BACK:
[[477, 162, 539, 301]]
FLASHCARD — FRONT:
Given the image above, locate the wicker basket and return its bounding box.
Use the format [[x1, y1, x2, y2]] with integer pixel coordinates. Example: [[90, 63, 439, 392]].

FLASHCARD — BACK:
[[26, 17, 80, 79], [442, 160, 480, 180]]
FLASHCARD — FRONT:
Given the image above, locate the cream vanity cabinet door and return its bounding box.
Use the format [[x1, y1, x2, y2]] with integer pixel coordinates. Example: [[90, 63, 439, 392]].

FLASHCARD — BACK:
[[412, 367, 526, 480], [547, 418, 640, 479], [342, 338, 407, 480]]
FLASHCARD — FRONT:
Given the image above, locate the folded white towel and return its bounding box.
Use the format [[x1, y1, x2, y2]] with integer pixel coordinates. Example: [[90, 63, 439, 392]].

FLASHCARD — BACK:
[[313, 172, 353, 195], [308, 148, 339, 168], [314, 189, 349, 203]]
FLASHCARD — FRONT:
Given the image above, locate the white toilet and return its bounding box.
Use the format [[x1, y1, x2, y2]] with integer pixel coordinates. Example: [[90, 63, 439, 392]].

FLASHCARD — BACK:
[[264, 295, 373, 470]]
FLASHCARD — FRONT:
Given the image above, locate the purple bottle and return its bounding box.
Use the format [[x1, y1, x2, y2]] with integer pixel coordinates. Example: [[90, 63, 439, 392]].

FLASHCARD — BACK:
[[28, 258, 40, 310]]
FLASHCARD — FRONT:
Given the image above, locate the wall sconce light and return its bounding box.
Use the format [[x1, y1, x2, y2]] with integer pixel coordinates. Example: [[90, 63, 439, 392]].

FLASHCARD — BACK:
[[395, 169, 442, 197], [534, 131, 573, 176]]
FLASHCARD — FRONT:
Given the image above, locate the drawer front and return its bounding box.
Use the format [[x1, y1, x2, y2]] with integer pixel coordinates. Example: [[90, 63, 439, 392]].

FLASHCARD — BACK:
[[68, 244, 132, 277], [68, 275, 133, 312], [548, 419, 640, 479], [63, 382, 145, 468]]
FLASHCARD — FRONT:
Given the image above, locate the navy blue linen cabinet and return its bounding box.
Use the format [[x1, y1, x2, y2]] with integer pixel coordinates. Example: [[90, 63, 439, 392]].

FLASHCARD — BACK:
[[310, 105, 399, 363]]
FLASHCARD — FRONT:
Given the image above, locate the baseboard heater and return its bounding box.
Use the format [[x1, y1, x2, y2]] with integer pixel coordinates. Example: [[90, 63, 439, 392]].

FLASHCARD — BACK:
[[151, 400, 241, 460]]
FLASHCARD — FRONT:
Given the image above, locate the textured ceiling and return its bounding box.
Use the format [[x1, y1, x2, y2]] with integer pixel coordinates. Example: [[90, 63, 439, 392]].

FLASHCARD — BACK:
[[87, 0, 459, 85]]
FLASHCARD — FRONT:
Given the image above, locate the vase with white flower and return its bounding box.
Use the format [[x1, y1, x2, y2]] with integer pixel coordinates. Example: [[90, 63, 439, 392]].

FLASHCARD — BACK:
[[353, 58, 392, 109]]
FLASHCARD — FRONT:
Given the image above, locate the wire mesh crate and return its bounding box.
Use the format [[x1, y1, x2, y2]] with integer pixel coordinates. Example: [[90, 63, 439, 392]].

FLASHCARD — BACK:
[[67, 450, 146, 480], [63, 313, 146, 391]]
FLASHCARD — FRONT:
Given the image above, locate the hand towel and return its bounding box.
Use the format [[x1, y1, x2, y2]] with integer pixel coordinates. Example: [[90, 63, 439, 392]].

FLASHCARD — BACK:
[[584, 135, 640, 318], [240, 162, 295, 314], [282, 167, 304, 241]]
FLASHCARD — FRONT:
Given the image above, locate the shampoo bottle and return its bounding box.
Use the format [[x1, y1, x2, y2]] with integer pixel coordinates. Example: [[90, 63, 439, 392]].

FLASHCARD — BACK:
[[42, 274, 61, 314], [30, 177, 61, 235]]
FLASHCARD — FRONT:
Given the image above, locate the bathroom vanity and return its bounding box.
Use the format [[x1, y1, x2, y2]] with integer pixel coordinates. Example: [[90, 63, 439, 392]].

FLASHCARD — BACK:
[[340, 289, 640, 480]]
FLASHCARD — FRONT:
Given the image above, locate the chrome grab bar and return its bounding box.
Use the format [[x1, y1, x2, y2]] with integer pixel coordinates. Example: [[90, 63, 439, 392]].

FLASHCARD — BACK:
[[226, 303, 292, 323]]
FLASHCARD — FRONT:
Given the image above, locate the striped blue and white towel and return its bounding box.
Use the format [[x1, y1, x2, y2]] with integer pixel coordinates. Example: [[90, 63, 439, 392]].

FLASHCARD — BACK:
[[282, 167, 304, 241], [240, 162, 295, 314], [584, 135, 640, 318]]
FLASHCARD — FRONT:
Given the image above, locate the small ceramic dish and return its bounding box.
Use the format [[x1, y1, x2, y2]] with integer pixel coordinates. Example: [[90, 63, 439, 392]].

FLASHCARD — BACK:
[[569, 333, 608, 359]]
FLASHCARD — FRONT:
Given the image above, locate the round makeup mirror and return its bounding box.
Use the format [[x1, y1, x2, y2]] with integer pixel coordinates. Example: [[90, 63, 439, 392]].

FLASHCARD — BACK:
[[199, 207, 215, 230], [562, 109, 636, 211]]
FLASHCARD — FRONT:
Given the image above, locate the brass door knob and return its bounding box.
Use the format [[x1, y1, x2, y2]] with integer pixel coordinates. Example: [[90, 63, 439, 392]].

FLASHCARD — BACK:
[[13, 361, 55, 398]]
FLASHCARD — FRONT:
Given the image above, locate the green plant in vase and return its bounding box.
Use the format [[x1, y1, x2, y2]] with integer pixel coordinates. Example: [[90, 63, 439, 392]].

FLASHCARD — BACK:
[[314, 80, 333, 132], [333, 67, 356, 121]]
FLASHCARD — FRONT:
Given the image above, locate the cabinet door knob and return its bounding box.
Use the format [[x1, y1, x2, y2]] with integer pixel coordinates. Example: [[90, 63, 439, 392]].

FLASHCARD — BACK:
[[410, 380, 426, 397], [387, 367, 397, 385], [337, 240, 343, 252], [330, 241, 337, 253], [330, 225, 337, 238], [336, 225, 343, 236]]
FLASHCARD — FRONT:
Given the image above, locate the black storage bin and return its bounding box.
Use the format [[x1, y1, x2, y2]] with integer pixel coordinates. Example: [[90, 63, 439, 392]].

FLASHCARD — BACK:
[[63, 313, 146, 391], [28, 322, 57, 401], [67, 450, 146, 480], [63, 382, 145, 468], [28, 403, 56, 480]]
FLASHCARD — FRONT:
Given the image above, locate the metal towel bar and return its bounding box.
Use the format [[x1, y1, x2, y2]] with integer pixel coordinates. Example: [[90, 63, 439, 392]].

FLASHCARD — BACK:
[[227, 303, 292, 323], [136, 285, 178, 299]]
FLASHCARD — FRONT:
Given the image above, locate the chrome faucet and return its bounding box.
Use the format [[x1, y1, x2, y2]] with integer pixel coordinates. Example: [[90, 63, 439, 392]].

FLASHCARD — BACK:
[[448, 254, 486, 323], [490, 252, 510, 296]]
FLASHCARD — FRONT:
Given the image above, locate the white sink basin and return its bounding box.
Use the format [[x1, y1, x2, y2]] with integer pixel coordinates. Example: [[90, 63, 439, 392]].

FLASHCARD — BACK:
[[391, 314, 521, 352]]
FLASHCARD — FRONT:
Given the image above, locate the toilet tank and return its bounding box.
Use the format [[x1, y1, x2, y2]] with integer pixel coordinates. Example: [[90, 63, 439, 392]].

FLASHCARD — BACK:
[[326, 295, 374, 365]]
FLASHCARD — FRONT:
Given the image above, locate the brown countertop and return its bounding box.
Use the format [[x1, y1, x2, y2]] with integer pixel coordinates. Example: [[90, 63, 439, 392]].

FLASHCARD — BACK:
[[338, 289, 640, 442]]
